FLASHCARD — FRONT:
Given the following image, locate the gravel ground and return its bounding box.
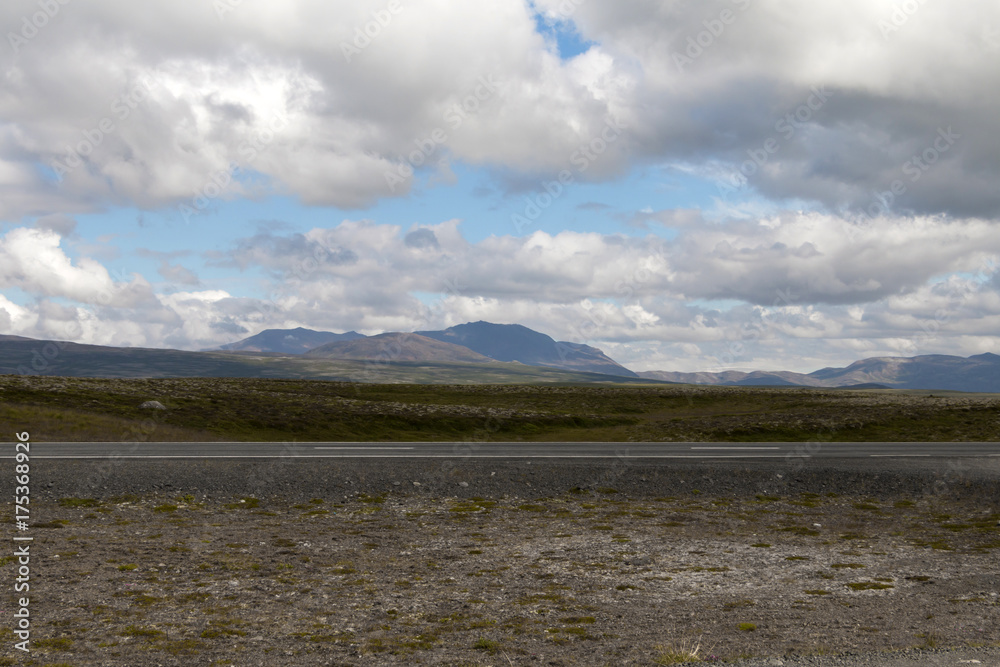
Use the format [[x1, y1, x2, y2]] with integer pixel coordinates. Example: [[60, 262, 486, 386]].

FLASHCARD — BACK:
[[2, 456, 998, 666]]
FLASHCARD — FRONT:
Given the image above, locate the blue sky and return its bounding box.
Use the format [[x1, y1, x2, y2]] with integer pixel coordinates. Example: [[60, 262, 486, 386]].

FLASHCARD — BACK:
[[1, 0, 998, 372]]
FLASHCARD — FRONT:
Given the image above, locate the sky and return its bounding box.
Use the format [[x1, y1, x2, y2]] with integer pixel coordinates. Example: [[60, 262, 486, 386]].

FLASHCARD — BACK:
[[1, 0, 999, 373]]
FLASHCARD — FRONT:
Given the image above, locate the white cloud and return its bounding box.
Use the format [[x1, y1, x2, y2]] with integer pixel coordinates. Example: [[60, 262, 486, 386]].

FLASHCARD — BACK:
[[0, 228, 153, 306], [7, 1, 995, 219], [1, 1, 998, 370], [0, 293, 32, 331]]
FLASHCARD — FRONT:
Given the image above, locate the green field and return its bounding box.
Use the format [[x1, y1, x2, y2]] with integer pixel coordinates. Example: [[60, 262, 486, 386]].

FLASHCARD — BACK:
[[2, 375, 998, 442]]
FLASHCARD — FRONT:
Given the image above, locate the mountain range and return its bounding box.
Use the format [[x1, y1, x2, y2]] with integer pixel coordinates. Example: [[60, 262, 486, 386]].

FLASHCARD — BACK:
[[218, 327, 364, 354], [2, 323, 999, 392], [415, 322, 636, 377], [215, 321, 637, 378], [637, 353, 1000, 392], [307, 332, 495, 364]]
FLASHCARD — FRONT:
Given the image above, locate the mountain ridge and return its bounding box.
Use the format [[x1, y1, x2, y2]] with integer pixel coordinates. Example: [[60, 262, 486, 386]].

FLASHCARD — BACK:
[[306, 333, 495, 364], [639, 352, 1000, 392], [3, 322, 999, 391], [216, 327, 364, 354], [415, 321, 637, 377]]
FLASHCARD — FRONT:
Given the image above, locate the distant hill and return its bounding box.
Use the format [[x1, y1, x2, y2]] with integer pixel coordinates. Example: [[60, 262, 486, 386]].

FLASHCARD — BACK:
[[805, 352, 1000, 392], [416, 321, 637, 377], [639, 352, 1000, 392], [640, 369, 816, 386], [0, 334, 658, 384], [306, 333, 494, 363], [217, 327, 364, 354]]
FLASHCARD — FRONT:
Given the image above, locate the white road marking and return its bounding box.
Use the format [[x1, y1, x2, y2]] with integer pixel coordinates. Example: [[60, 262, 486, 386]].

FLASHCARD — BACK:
[[24, 454, 794, 459], [690, 446, 781, 450], [313, 446, 415, 450]]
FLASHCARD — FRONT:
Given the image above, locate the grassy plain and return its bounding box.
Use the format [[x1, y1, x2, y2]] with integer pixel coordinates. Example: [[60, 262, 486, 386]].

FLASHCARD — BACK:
[[2, 375, 998, 442]]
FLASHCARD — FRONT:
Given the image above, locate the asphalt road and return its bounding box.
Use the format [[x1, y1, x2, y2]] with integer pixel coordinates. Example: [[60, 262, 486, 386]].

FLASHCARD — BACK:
[[4, 441, 1000, 458]]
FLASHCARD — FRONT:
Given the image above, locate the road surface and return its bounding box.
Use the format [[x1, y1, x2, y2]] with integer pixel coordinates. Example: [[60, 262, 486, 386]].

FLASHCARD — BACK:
[[4, 441, 999, 458]]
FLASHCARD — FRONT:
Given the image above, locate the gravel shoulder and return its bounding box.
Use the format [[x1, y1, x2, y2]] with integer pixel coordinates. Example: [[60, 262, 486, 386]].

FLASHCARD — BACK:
[[2, 457, 999, 666]]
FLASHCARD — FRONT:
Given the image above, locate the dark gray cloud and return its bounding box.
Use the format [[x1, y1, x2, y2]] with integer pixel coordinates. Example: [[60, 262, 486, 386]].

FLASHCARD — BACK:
[[225, 233, 358, 272], [34, 214, 77, 236]]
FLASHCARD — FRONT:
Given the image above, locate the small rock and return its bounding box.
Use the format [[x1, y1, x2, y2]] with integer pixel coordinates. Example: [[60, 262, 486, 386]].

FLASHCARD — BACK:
[[459, 482, 469, 488], [393, 481, 401, 486], [412, 481, 421, 487], [625, 556, 653, 566], [140, 400, 166, 410]]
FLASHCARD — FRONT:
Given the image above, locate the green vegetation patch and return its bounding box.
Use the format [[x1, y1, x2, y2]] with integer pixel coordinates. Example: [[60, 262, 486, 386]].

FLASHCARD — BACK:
[[9, 376, 1000, 443], [846, 581, 894, 591]]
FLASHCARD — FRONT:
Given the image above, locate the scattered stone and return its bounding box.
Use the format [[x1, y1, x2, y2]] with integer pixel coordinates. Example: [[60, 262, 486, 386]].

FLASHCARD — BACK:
[[412, 481, 421, 487], [139, 400, 166, 410], [625, 555, 652, 566], [459, 482, 469, 488]]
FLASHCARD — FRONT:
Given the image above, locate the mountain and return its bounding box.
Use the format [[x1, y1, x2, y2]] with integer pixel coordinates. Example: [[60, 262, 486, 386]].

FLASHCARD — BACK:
[[217, 321, 636, 377], [306, 333, 494, 363], [416, 321, 637, 377], [217, 327, 364, 354], [0, 334, 658, 384], [804, 353, 1000, 392], [639, 352, 1000, 392], [639, 369, 817, 386]]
